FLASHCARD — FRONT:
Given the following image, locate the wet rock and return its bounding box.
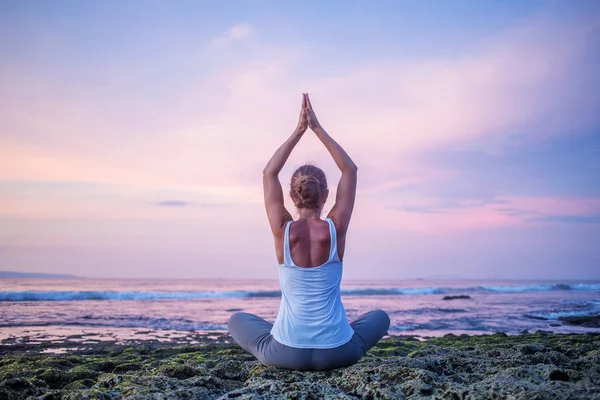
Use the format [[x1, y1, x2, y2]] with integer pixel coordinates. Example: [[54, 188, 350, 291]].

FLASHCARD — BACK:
[[62, 378, 96, 390], [0, 377, 34, 391], [558, 314, 600, 328], [112, 362, 141, 373], [442, 295, 471, 300], [210, 360, 249, 381], [37, 367, 74, 389], [520, 343, 545, 355], [1, 332, 599, 399], [156, 363, 197, 379], [549, 369, 569, 381]]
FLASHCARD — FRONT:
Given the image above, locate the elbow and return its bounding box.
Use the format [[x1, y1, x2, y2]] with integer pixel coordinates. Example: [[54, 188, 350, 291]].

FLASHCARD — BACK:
[[263, 167, 277, 176], [344, 164, 358, 174]]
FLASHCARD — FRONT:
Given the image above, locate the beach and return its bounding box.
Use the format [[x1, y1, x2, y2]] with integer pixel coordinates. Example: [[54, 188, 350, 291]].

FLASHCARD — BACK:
[[1, 329, 599, 399], [3, 0, 600, 398], [2, 278, 600, 398]]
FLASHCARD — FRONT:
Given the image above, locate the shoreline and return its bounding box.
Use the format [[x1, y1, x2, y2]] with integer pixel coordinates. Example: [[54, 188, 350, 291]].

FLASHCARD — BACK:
[[2, 324, 600, 352], [4, 324, 600, 354], [1, 330, 599, 399]]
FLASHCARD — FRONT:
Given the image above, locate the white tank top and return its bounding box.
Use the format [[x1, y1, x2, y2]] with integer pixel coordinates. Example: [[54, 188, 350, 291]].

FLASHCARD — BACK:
[[270, 218, 354, 348]]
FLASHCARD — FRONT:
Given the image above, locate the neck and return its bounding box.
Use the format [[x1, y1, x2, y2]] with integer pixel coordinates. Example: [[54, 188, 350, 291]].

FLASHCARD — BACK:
[[297, 208, 322, 219]]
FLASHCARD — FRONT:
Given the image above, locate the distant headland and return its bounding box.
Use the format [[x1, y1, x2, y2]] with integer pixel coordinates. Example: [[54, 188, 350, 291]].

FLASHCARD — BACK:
[[0, 271, 85, 279]]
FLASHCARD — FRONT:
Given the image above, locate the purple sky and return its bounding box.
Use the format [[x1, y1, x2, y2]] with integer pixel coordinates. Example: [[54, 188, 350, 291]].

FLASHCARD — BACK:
[[1, 1, 599, 279]]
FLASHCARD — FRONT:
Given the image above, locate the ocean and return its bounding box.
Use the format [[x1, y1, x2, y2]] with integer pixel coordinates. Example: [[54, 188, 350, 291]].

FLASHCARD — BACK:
[[1, 278, 599, 343]]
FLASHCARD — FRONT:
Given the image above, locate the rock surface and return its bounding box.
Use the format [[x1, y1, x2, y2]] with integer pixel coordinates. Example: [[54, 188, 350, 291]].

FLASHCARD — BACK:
[[559, 314, 600, 328], [1, 331, 599, 399], [442, 295, 471, 300]]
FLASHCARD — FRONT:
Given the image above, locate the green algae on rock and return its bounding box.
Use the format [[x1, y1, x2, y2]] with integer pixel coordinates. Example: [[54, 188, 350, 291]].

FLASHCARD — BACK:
[[0, 332, 599, 399]]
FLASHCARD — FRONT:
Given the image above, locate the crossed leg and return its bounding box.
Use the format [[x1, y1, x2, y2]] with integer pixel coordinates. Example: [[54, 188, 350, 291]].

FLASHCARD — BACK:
[[228, 309, 390, 370]]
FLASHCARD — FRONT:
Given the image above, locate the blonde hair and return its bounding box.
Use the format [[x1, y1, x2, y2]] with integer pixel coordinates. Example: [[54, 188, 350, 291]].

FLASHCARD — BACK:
[[290, 164, 328, 209]]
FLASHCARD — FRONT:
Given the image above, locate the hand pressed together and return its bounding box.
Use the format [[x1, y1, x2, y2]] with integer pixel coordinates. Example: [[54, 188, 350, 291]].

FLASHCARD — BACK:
[[303, 93, 322, 130], [295, 94, 308, 134], [296, 93, 322, 134]]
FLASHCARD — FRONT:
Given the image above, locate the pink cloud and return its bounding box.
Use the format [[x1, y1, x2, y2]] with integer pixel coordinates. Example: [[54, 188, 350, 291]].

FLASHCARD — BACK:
[[2, 14, 597, 196], [370, 196, 600, 234], [1, 13, 598, 248]]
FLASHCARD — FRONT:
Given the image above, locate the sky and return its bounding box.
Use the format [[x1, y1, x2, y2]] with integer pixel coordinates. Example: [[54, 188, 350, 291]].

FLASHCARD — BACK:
[[1, 1, 599, 280]]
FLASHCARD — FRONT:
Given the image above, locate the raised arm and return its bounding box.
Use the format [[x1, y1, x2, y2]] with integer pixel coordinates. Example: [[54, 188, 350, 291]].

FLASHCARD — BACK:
[[263, 95, 308, 234], [305, 94, 357, 234]]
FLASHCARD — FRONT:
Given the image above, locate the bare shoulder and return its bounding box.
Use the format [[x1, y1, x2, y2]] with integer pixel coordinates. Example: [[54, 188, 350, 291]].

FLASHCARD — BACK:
[[272, 217, 293, 265], [326, 215, 349, 261], [274, 217, 293, 238], [326, 215, 348, 236]]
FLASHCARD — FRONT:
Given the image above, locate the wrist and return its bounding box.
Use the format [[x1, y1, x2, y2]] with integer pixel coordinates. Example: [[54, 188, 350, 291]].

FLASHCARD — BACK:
[[312, 125, 325, 134], [293, 127, 306, 136]]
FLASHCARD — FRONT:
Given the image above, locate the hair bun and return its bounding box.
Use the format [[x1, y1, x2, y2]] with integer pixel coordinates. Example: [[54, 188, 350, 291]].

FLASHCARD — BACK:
[[290, 164, 328, 210], [296, 175, 320, 187]]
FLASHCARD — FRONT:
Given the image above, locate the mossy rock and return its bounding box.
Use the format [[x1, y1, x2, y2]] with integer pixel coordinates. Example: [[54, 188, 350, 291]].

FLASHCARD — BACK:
[[112, 362, 142, 373], [36, 367, 74, 389], [62, 378, 97, 390], [95, 373, 123, 389], [68, 365, 100, 381], [368, 339, 423, 357], [209, 359, 251, 382], [0, 377, 35, 392], [61, 388, 113, 400], [38, 356, 80, 369], [155, 363, 198, 379], [86, 360, 117, 373], [2, 332, 599, 399]]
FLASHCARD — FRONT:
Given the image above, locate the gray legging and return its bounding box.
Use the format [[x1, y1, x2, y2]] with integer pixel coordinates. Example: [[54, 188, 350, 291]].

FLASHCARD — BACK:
[[228, 309, 390, 371]]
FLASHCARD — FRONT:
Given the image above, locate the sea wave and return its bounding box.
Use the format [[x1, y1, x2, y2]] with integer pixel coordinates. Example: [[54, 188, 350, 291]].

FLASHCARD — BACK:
[[525, 299, 600, 320], [477, 283, 600, 293], [0, 290, 253, 302], [525, 310, 600, 320], [1, 283, 599, 302], [341, 287, 447, 296], [0, 318, 228, 331]]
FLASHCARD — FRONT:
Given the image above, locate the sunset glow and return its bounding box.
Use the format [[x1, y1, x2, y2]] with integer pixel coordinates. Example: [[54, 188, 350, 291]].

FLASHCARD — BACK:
[[1, 1, 599, 279]]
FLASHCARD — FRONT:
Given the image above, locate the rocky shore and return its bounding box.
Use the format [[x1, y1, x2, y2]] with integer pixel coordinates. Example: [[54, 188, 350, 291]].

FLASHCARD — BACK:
[[1, 331, 599, 399]]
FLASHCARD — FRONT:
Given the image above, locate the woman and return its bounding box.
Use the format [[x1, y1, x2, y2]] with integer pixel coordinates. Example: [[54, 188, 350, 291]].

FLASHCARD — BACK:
[[228, 93, 390, 370]]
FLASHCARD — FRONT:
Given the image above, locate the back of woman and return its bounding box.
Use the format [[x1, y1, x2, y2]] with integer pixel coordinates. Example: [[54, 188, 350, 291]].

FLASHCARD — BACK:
[[228, 93, 390, 371], [272, 217, 354, 348]]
